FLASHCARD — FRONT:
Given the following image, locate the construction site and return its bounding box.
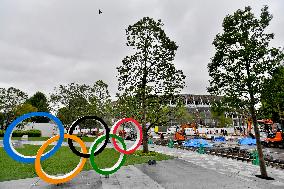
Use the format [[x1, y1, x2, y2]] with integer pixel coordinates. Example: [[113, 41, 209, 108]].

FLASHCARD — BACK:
[[147, 119, 284, 170]]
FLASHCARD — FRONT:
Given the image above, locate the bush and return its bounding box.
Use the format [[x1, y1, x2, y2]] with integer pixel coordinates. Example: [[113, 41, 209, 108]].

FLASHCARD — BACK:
[[26, 130, 41, 137], [0, 130, 4, 137], [11, 129, 41, 137], [12, 130, 24, 137]]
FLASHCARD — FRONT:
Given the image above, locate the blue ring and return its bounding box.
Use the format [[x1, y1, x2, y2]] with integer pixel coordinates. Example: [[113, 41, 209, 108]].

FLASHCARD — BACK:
[[3, 112, 64, 163]]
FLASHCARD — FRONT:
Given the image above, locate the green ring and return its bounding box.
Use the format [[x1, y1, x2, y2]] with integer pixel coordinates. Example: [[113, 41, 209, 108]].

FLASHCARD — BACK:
[[89, 134, 127, 175]]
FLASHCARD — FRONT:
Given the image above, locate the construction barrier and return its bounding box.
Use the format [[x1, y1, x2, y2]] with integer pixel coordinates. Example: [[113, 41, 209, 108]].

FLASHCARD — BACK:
[[214, 136, 225, 142], [251, 150, 259, 165], [168, 139, 174, 148], [183, 139, 213, 148], [239, 138, 256, 145], [197, 144, 205, 154]]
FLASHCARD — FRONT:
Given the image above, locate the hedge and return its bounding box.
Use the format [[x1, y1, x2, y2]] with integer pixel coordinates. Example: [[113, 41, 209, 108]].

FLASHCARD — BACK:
[[25, 130, 41, 137], [11, 129, 41, 137]]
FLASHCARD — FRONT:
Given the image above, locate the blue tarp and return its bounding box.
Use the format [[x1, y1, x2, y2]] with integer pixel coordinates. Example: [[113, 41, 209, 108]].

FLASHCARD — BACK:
[[183, 139, 213, 148], [238, 138, 256, 145], [214, 136, 225, 142]]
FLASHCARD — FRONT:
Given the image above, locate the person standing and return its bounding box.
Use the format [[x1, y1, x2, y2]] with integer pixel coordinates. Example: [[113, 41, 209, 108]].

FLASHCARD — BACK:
[[160, 133, 164, 140]]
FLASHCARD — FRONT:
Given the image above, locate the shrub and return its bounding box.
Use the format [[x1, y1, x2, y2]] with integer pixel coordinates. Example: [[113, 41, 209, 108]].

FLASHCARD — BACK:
[[12, 130, 24, 137], [0, 130, 4, 137], [11, 129, 41, 137], [26, 129, 41, 137]]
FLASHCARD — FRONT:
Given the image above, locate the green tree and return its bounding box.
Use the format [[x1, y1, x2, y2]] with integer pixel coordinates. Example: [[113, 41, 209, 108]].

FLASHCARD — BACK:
[[14, 103, 38, 117], [87, 80, 112, 126], [13, 103, 38, 128], [113, 93, 141, 121], [210, 101, 233, 127], [117, 17, 186, 152], [0, 87, 28, 129], [57, 107, 73, 127], [114, 93, 174, 130], [174, 105, 194, 125], [26, 92, 50, 122], [50, 81, 111, 128], [260, 65, 284, 125], [208, 6, 284, 177]]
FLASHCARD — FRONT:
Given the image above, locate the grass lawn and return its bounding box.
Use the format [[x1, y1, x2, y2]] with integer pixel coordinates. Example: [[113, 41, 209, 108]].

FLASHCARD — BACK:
[[0, 136, 97, 142], [0, 145, 173, 182]]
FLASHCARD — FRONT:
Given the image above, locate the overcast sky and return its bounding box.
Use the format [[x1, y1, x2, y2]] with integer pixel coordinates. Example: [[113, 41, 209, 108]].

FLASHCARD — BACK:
[[0, 0, 283, 99]]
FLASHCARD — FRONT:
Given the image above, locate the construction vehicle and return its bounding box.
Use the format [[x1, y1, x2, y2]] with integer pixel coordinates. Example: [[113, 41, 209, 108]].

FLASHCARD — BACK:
[[119, 130, 126, 138], [174, 123, 197, 145], [262, 131, 284, 148], [118, 128, 137, 140], [257, 119, 274, 133], [258, 119, 284, 148]]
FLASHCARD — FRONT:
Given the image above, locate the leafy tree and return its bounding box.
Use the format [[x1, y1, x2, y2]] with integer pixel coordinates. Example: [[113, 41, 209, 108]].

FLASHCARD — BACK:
[[57, 107, 71, 126], [50, 81, 111, 129], [211, 101, 225, 127], [13, 103, 37, 128], [86, 80, 112, 126], [210, 101, 233, 128], [114, 93, 174, 130], [14, 103, 38, 117], [26, 92, 50, 122], [208, 6, 284, 177], [260, 65, 284, 125], [174, 105, 194, 125], [117, 17, 186, 152], [113, 93, 141, 121], [56, 97, 89, 127], [0, 87, 28, 129], [199, 112, 206, 121]]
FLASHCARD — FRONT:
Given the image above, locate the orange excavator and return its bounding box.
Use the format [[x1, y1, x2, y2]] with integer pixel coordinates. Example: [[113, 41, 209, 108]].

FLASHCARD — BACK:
[[258, 119, 284, 148], [257, 119, 274, 133], [174, 123, 197, 145], [263, 131, 283, 148]]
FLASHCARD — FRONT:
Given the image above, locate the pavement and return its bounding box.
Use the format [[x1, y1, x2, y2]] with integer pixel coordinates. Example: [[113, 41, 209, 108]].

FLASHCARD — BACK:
[[149, 144, 284, 189], [1, 142, 284, 189]]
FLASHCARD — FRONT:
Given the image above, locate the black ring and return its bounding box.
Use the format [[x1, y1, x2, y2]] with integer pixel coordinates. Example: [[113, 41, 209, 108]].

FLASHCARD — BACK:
[[68, 115, 110, 158]]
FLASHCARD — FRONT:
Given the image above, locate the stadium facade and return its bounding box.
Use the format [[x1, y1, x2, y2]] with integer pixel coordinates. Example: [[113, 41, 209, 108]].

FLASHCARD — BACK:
[[168, 94, 244, 127]]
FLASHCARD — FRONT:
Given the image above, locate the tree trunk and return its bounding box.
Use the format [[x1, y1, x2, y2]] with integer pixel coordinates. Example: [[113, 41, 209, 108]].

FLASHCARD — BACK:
[[245, 59, 268, 178], [142, 126, 149, 153], [141, 35, 149, 153], [141, 74, 148, 153], [250, 102, 268, 177]]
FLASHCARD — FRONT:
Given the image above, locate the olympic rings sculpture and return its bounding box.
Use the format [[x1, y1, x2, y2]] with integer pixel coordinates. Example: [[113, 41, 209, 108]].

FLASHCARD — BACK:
[[3, 112, 143, 184]]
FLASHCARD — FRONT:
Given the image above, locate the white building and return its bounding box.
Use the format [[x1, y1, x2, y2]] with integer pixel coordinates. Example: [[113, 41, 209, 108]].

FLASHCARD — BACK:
[[23, 122, 66, 137]]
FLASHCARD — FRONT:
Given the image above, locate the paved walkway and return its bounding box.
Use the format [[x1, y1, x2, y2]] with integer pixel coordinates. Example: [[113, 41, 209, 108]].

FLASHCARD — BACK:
[[0, 165, 164, 189], [150, 144, 284, 188], [1, 143, 284, 188], [0, 159, 268, 189]]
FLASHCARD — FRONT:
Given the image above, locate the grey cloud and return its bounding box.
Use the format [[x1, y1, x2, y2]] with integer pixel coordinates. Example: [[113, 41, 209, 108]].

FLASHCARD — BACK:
[[0, 0, 283, 98]]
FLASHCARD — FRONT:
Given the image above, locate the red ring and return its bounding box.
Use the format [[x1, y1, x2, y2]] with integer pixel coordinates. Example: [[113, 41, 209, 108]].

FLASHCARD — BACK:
[[111, 118, 143, 154]]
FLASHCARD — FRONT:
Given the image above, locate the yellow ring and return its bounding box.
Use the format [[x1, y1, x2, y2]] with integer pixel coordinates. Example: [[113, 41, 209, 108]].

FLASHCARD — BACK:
[[35, 134, 87, 184]]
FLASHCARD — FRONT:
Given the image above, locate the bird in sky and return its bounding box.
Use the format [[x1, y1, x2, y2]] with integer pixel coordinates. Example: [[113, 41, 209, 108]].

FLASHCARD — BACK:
[[99, 9, 102, 14]]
